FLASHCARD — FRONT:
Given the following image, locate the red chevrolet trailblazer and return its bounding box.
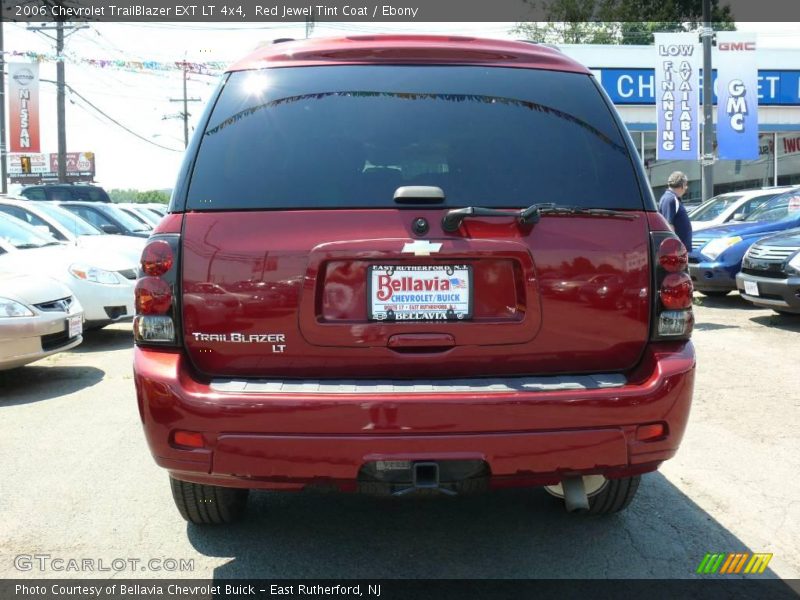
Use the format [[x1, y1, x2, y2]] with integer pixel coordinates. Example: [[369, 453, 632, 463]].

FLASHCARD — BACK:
[[133, 35, 695, 524]]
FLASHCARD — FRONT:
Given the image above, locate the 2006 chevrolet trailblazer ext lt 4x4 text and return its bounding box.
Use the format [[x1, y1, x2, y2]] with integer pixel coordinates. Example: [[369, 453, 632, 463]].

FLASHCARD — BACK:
[[133, 35, 696, 524]]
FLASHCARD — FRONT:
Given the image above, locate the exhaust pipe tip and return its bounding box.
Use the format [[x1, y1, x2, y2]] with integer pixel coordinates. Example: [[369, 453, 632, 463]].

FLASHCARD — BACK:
[[560, 476, 590, 513]]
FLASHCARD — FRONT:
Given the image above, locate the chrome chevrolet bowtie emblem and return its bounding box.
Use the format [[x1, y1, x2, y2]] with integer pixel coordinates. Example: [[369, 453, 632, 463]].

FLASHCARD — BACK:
[[401, 240, 442, 256]]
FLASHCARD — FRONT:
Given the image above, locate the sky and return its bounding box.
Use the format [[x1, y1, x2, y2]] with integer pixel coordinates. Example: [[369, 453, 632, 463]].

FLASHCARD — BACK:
[[5, 21, 800, 192]]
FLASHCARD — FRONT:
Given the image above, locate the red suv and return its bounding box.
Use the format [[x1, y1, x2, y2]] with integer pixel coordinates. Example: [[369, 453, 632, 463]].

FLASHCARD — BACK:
[[133, 36, 695, 524]]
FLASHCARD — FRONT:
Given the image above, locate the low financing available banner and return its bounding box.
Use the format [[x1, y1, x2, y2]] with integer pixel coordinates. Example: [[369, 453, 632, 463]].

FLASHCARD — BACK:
[[654, 33, 700, 161], [716, 32, 759, 160], [8, 63, 40, 153]]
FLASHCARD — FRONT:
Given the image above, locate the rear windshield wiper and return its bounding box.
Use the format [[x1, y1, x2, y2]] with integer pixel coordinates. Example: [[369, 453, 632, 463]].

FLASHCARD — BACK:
[[441, 203, 635, 232]]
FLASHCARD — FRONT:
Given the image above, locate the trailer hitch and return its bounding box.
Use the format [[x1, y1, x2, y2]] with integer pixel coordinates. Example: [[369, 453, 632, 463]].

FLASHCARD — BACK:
[[392, 462, 457, 496]]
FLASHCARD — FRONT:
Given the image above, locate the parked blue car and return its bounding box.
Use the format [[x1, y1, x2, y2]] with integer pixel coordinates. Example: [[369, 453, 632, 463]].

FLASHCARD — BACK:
[[689, 186, 800, 296]]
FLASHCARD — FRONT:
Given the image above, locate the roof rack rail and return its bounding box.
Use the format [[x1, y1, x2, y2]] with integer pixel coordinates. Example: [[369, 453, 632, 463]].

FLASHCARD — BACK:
[[272, 38, 295, 44], [515, 40, 562, 52]]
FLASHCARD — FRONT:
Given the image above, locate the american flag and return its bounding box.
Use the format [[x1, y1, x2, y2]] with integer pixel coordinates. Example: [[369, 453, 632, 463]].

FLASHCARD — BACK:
[[449, 278, 467, 289]]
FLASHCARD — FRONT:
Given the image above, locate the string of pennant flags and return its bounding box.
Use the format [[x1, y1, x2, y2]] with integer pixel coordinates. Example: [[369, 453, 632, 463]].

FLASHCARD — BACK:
[[2, 50, 227, 75]]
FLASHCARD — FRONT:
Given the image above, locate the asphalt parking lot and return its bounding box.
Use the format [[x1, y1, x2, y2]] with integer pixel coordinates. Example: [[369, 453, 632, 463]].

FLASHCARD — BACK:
[[1, 294, 799, 580]]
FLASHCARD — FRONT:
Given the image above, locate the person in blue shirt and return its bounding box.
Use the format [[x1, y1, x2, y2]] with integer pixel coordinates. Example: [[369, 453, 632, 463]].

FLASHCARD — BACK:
[[658, 171, 692, 251]]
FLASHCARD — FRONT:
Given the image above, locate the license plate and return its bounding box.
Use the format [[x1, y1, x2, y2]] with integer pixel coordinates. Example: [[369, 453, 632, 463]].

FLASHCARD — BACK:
[[368, 264, 472, 321], [68, 315, 83, 338], [743, 280, 759, 297]]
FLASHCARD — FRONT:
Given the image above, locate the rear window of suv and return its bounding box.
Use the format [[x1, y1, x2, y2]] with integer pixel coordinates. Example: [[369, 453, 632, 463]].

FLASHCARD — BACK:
[[187, 66, 642, 211], [21, 187, 46, 200], [73, 186, 110, 202]]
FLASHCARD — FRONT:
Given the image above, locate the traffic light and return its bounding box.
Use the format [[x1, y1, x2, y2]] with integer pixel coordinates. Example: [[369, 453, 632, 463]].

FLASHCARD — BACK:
[[20, 156, 32, 174]]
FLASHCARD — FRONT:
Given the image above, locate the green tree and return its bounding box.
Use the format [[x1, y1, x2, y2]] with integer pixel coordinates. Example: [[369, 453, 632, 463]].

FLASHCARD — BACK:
[[108, 189, 170, 204], [513, 0, 735, 45], [135, 190, 171, 204], [108, 189, 139, 203]]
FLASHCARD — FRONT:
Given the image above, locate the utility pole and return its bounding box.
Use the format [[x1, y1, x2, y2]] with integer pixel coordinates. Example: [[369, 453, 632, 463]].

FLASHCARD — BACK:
[[168, 61, 200, 149], [0, 6, 7, 193], [27, 19, 87, 182], [56, 19, 66, 181], [701, 0, 715, 202], [305, 14, 315, 39]]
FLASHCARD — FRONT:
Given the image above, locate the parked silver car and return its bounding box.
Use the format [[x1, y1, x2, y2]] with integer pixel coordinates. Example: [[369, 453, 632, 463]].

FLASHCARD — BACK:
[[737, 227, 800, 315], [0, 272, 84, 370]]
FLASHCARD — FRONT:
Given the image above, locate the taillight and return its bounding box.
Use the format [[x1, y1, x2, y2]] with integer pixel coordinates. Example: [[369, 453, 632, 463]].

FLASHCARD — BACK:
[[141, 240, 174, 276], [136, 277, 172, 314], [134, 234, 181, 346], [651, 232, 693, 340], [658, 238, 688, 272], [659, 273, 693, 309]]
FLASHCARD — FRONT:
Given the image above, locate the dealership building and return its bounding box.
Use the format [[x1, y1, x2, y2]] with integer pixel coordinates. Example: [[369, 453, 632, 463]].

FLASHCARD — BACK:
[[556, 44, 800, 202]]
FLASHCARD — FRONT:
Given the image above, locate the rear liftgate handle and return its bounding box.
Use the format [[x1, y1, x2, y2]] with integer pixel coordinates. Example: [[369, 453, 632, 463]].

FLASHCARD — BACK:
[[386, 333, 455, 353]]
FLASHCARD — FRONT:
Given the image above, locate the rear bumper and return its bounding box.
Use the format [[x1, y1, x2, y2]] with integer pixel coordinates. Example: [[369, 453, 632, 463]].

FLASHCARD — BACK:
[[736, 272, 800, 313], [133, 342, 695, 490]]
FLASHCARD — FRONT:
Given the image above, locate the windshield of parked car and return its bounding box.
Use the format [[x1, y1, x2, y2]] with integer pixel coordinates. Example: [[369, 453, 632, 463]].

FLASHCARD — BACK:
[[62, 203, 150, 233], [146, 205, 167, 216], [35, 202, 103, 236], [745, 190, 800, 223], [101, 205, 152, 232], [0, 214, 61, 249], [689, 194, 743, 221], [120, 207, 155, 229], [133, 207, 162, 225], [187, 66, 643, 211]]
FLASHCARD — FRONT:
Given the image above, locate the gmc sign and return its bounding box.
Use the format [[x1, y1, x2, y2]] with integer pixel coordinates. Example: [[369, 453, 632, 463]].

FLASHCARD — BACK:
[[719, 42, 756, 51]]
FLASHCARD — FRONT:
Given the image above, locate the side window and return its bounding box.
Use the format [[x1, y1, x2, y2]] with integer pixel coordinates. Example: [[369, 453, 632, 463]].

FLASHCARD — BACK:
[[23, 188, 47, 200], [25, 210, 66, 240], [0, 205, 28, 221], [741, 196, 774, 216], [0, 205, 63, 240]]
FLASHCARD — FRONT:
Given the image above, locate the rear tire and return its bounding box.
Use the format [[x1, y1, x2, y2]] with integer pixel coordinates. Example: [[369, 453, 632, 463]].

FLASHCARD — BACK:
[[586, 476, 640, 515], [700, 290, 730, 297], [169, 477, 249, 525]]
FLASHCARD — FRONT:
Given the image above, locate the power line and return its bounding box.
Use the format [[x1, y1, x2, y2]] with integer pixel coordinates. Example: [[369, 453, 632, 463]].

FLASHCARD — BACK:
[[40, 78, 183, 152], [86, 24, 132, 58]]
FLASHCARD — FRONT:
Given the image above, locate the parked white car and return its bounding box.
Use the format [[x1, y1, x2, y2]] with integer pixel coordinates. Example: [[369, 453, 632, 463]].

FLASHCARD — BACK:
[[0, 198, 145, 265], [0, 271, 83, 370], [0, 214, 137, 329], [689, 187, 793, 232]]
